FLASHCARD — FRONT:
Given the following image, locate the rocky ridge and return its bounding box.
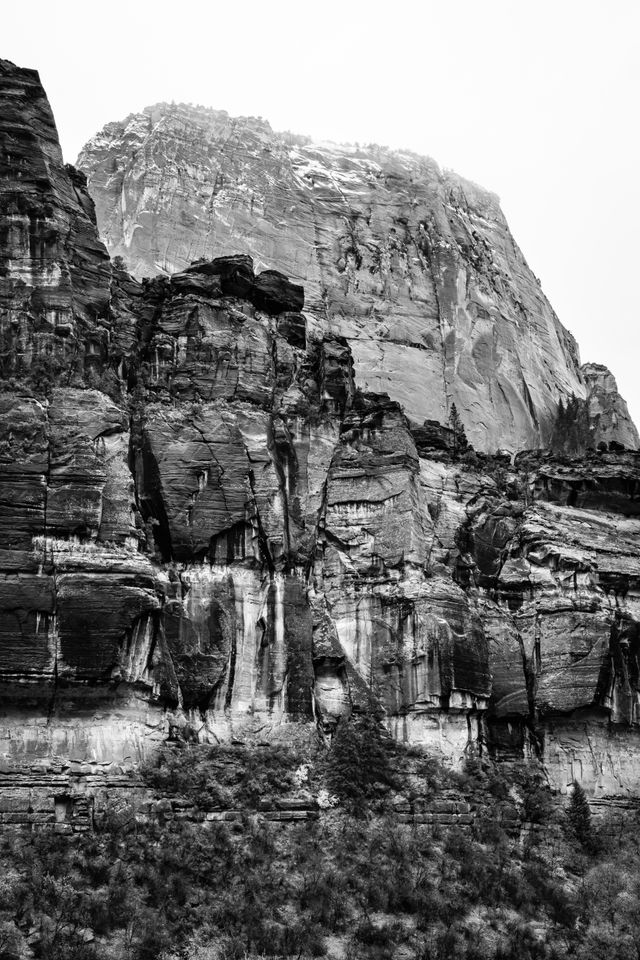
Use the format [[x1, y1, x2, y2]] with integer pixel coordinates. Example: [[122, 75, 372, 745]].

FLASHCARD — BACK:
[[1, 60, 640, 830]]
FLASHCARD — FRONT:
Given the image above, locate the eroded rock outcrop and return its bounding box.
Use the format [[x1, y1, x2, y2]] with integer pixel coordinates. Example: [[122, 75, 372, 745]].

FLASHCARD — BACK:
[[582, 362, 639, 451], [1, 59, 640, 831], [0, 61, 111, 388]]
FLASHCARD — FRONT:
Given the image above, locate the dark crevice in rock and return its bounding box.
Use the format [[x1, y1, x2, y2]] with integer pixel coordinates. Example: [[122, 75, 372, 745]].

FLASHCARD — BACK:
[[247, 468, 275, 575], [223, 621, 238, 714], [137, 433, 174, 562]]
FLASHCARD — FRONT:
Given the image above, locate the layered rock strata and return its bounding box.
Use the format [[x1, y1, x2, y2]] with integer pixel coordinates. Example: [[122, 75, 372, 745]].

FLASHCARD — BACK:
[[1, 60, 640, 832]]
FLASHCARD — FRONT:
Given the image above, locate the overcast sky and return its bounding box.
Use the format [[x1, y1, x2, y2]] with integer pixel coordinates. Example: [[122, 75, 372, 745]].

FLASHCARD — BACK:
[[5, 0, 639, 425]]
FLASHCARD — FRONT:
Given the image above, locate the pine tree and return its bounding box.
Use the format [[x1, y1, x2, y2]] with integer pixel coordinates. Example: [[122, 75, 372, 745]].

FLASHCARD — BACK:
[[448, 402, 468, 459], [568, 780, 593, 847], [550, 394, 591, 455]]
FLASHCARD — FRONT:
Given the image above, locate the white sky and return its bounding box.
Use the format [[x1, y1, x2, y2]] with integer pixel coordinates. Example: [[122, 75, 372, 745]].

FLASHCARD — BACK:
[[4, 0, 640, 426]]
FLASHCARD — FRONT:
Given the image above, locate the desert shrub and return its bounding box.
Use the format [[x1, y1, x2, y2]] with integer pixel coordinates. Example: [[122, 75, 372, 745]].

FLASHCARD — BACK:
[[326, 715, 401, 810], [473, 815, 510, 846], [0, 921, 24, 960], [133, 910, 173, 960], [298, 866, 348, 929], [348, 916, 404, 960], [408, 751, 449, 793], [141, 742, 299, 810], [26, 354, 68, 397], [85, 364, 123, 401], [460, 449, 480, 469], [520, 775, 554, 824]]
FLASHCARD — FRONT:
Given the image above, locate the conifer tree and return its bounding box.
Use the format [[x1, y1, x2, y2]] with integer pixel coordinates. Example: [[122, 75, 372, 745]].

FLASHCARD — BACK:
[[568, 779, 593, 847], [327, 715, 398, 810], [448, 402, 468, 458], [550, 394, 591, 455]]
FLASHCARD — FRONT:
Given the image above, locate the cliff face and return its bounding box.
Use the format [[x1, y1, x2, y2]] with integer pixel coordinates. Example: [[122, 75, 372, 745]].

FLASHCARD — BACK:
[[1, 60, 640, 829], [77, 103, 595, 454]]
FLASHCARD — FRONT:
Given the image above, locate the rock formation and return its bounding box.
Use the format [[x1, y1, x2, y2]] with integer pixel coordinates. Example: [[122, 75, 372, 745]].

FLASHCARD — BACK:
[[78, 103, 597, 454], [582, 362, 639, 451], [1, 59, 640, 830]]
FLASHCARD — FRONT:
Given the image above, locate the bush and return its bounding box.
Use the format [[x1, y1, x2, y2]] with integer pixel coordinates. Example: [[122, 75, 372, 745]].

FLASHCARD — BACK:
[[326, 716, 400, 810], [4, 743, 640, 960], [141, 742, 299, 810], [520, 773, 554, 824]]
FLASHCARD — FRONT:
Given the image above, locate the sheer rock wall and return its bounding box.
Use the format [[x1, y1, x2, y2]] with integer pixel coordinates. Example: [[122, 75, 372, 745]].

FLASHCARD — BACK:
[[1, 61, 640, 829]]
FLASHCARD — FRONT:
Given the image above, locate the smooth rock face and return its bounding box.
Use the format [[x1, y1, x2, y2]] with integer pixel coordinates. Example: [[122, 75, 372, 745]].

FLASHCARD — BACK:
[[2, 60, 640, 822], [77, 102, 599, 453]]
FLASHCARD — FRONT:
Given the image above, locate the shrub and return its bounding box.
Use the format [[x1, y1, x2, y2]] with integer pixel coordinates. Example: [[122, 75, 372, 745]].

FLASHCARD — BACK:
[[141, 742, 299, 811], [521, 775, 554, 824], [326, 715, 400, 810]]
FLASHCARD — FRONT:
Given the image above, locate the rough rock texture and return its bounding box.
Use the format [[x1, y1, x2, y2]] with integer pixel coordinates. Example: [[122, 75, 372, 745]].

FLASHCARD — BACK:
[[2, 60, 640, 828], [77, 103, 601, 454], [0, 62, 111, 386], [582, 362, 639, 451]]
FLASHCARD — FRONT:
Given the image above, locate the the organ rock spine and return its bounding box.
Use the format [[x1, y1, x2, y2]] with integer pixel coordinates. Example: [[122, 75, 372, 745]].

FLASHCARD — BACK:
[[1, 57, 640, 830]]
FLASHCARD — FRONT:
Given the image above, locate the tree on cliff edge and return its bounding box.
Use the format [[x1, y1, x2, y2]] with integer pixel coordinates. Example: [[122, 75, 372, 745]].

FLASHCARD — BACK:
[[327, 715, 398, 811], [551, 394, 591, 456], [568, 779, 594, 848], [448, 402, 468, 459]]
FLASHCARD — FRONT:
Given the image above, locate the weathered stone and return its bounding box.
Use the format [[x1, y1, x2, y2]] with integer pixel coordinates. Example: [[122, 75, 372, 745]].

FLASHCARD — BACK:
[[252, 270, 304, 314], [0, 61, 111, 389], [582, 362, 639, 451]]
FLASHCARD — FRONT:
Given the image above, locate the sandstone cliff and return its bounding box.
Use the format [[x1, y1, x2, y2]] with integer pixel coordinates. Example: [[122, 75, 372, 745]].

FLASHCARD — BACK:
[[77, 103, 599, 454], [1, 60, 640, 831]]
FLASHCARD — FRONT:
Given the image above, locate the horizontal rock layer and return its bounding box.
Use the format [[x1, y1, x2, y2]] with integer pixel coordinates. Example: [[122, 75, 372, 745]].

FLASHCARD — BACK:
[[1, 60, 640, 809]]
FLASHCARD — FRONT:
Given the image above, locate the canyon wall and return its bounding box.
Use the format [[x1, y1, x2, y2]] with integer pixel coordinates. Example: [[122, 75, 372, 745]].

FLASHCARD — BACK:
[[1, 59, 640, 830], [78, 102, 622, 454]]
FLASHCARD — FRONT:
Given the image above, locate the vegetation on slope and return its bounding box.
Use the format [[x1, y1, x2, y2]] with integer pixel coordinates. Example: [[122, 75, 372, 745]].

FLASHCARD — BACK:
[[0, 721, 638, 960]]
